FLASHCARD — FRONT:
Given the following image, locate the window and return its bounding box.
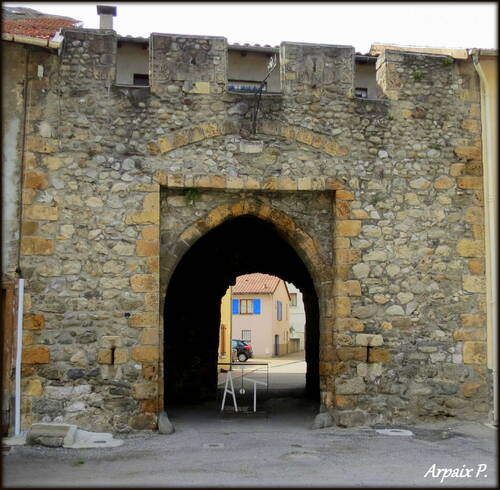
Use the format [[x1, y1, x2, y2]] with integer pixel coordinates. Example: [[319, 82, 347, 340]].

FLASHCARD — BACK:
[[232, 298, 261, 315], [277, 300, 283, 321], [240, 299, 253, 314], [290, 293, 297, 307], [241, 330, 251, 342], [355, 87, 368, 99], [133, 73, 149, 86]]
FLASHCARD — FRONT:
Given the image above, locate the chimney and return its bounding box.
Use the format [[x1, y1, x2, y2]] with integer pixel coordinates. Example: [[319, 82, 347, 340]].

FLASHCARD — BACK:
[[97, 5, 117, 30]]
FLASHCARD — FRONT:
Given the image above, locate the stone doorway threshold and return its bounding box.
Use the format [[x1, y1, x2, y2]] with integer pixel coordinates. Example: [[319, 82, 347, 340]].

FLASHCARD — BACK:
[[2, 423, 123, 449]]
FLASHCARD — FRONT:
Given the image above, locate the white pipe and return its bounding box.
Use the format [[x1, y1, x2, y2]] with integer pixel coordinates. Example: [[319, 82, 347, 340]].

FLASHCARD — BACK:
[[471, 50, 498, 425], [14, 278, 25, 436]]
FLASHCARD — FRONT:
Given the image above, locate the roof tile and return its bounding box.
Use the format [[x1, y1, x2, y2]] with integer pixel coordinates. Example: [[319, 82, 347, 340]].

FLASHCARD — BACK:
[[2, 17, 79, 40], [232, 273, 281, 294]]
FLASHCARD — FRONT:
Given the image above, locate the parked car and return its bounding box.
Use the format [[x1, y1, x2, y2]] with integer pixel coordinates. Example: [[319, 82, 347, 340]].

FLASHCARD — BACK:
[[232, 339, 253, 362]]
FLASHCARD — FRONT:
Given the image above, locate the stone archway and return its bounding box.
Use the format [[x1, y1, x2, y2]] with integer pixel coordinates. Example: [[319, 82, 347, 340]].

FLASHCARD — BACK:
[[161, 200, 331, 410]]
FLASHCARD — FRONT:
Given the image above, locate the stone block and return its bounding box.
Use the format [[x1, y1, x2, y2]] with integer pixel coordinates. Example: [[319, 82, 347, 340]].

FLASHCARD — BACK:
[[352, 305, 377, 319], [114, 349, 129, 364], [463, 342, 486, 364], [325, 178, 344, 190], [464, 206, 483, 224], [22, 346, 50, 364], [368, 348, 391, 363], [25, 136, 58, 153], [434, 176, 454, 189], [130, 413, 157, 430], [24, 205, 58, 221], [336, 220, 361, 237], [129, 312, 159, 327], [454, 146, 481, 161], [336, 297, 351, 317], [311, 412, 334, 429], [336, 190, 355, 200], [125, 211, 159, 225], [336, 347, 367, 361], [335, 200, 350, 220], [336, 249, 361, 264], [335, 395, 355, 408], [337, 410, 367, 427], [462, 382, 482, 397], [319, 361, 332, 375], [334, 280, 361, 296], [158, 410, 175, 434], [132, 381, 158, 400], [185, 81, 210, 94], [457, 176, 483, 190], [334, 237, 350, 249], [130, 274, 158, 292], [449, 163, 465, 177], [462, 276, 485, 293], [100, 335, 122, 349], [139, 328, 159, 345], [24, 314, 44, 330], [132, 346, 160, 362], [239, 141, 264, 153], [335, 377, 366, 395], [24, 171, 48, 190], [97, 349, 112, 364], [335, 318, 364, 332], [27, 423, 77, 448], [355, 334, 383, 347], [143, 193, 160, 213], [453, 329, 486, 341], [468, 260, 485, 275], [456, 239, 484, 257], [23, 378, 43, 397], [136, 240, 160, 256], [460, 314, 485, 327], [158, 136, 174, 153]]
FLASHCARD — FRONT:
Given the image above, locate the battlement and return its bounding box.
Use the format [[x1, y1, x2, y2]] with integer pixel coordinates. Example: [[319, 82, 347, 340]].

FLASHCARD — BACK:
[[60, 27, 461, 102]]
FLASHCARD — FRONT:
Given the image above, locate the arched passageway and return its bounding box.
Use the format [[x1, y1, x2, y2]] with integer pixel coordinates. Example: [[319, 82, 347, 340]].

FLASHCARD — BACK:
[[164, 214, 320, 406]]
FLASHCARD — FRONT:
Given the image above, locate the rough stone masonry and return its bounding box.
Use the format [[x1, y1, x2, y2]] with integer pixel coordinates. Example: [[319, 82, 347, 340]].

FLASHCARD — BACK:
[[11, 27, 489, 432]]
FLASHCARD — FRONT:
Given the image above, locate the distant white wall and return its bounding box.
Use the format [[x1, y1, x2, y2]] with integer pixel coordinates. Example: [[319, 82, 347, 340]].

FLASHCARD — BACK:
[[116, 42, 149, 85], [287, 282, 305, 351], [354, 62, 380, 99], [228, 50, 281, 92]]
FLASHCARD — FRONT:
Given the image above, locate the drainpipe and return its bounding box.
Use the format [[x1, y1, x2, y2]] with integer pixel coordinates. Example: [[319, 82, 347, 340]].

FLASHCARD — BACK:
[[470, 48, 498, 425], [14, 278, 25, 436]]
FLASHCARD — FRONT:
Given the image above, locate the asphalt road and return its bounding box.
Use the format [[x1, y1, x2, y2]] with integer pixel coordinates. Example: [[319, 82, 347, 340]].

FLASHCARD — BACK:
[[3, 354, 498, 488]]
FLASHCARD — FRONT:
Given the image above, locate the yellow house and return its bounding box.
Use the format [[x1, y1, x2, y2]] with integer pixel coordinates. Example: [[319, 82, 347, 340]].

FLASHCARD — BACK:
[[218, 286, 232, 371]]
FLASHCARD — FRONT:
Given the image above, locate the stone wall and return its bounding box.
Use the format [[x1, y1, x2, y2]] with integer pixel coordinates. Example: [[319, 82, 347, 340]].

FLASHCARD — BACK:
[[11, 27, 489, 432]]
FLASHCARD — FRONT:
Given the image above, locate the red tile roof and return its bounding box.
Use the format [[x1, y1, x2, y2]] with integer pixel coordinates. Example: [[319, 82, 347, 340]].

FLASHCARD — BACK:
[[2, 17, 80, 41], [232, 273, 281, 294]]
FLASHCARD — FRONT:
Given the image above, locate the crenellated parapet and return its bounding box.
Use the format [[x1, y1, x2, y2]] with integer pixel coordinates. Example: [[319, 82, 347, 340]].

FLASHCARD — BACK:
[[280, 42, 355, 97], [375, 49, 458, 101], [149, 33, 227, 97], [59, 28, 116, 89]]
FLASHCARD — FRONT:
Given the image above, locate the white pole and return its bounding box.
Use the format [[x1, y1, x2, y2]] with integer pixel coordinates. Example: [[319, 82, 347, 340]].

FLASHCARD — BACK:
[[14, 278, 25, 436]]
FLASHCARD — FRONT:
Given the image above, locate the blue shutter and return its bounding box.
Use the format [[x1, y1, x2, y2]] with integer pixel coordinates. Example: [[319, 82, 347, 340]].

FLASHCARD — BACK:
[[232, 299, 239, 315], [253, 299, 261, 314]]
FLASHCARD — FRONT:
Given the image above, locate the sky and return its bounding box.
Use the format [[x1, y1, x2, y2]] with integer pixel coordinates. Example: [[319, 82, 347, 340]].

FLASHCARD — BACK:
[[3, 2, 497, 53]]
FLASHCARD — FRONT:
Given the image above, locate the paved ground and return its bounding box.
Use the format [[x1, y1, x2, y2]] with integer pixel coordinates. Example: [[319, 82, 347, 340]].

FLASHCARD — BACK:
[[3, 353, 498, 488]]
